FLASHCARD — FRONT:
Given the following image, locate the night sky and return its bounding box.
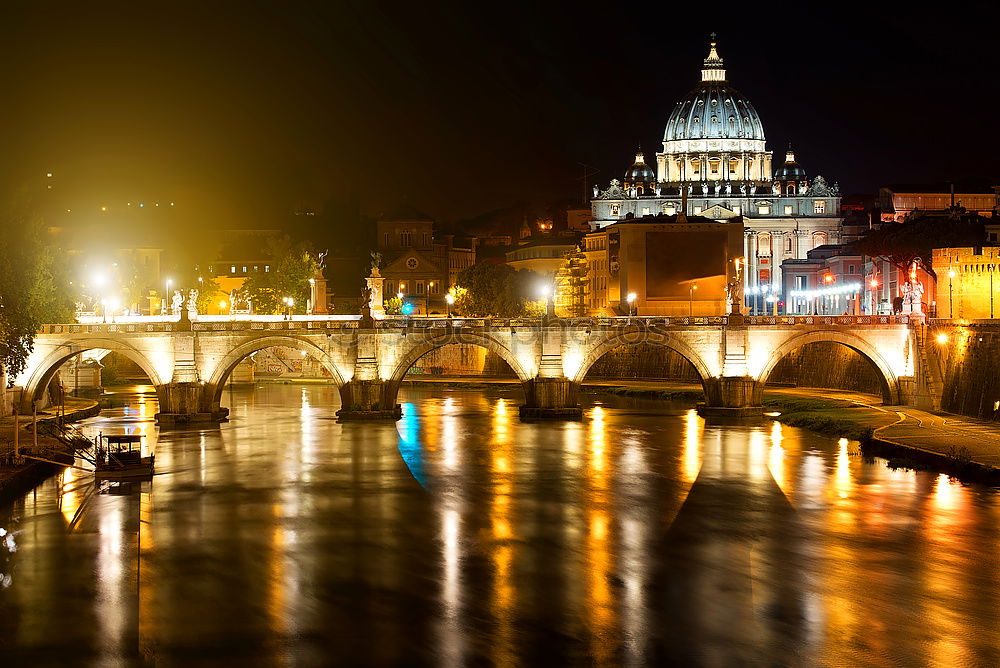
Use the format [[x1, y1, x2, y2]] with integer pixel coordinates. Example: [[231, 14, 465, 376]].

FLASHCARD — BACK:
[[0, 1, 996, 228]]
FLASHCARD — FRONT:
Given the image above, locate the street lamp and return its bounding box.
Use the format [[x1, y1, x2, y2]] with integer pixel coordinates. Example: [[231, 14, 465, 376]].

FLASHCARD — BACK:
[[163, 278, 172, 316], [626, 291, 637, 317], [445, 292, 454, 318], [870, 277, 879, 315], [688, 284, 697, 316], [948, 268, 955, 318], [823, 273, 833, 314]]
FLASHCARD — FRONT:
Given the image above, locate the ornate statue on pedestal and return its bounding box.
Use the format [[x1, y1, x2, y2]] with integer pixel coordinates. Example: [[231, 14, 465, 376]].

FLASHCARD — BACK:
[[900, 260, 925, 314], [187, 289, 199, 318], [171, 290, 184, 316]]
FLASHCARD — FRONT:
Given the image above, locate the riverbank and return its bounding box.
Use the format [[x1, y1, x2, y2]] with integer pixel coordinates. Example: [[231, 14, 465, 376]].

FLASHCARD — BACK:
[[0, 397, 99, 505]]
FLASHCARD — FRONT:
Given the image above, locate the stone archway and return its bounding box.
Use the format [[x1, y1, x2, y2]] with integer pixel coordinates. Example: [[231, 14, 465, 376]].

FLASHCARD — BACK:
[[206, 335, 346, 407], [389, 331, 532, 384], [572, 331, 714, 391], [755, 330, 900, 404], [22, 338, 167, 409]]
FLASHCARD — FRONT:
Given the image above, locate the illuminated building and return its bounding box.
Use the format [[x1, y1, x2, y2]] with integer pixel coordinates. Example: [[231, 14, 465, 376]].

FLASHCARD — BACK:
[[933, 246, 1000, 319], [581, 212, 743, 316], [376, 208, 475, 314], [878, 184, 1000, 226], [588, 39, 843, 308]]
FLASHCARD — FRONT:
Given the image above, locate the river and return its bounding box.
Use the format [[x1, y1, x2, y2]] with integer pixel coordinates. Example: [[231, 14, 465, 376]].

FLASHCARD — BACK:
[[1, 382, 999, 665]]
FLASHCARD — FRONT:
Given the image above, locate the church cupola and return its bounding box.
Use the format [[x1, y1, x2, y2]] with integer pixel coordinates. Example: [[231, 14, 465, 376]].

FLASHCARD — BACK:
[[701, 37, 726, 82], [773, 144, 808, 195], [623, 147, 657, 195]]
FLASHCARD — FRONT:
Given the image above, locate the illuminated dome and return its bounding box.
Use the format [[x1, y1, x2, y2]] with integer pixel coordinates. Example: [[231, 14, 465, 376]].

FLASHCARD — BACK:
[[655, 40, 773, 184], [774, 147, 806, 180], [662, 43, 765, 144], [624, 148, 655, 182]]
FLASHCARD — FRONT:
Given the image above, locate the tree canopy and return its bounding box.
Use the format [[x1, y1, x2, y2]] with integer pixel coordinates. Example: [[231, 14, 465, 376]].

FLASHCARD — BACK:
[[241, 236, 319, 314], [854, 210, 987, 279], [454, 262, 544, 317], [0, 200, 75, 382]]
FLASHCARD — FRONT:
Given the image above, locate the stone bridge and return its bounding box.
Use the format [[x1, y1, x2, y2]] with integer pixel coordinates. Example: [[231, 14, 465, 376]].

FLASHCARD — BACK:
[[15, 314, 931, 423]]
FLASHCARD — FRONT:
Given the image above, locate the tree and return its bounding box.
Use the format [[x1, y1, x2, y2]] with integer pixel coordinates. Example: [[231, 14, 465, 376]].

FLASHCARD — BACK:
[[0, 199, 75, 384], [454, 262, 543, 317], [241, 236, 319, 314], [854, 209, 987, 280]]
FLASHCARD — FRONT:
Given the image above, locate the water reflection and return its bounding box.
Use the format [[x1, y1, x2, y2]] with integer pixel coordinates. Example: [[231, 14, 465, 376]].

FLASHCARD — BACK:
[[1, 384, 1000, 664]]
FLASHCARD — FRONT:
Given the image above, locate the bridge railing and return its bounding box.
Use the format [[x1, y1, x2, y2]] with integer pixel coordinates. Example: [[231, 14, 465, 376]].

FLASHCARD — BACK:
[[743, 315, 913, 326], [37, 314, 918, 335]]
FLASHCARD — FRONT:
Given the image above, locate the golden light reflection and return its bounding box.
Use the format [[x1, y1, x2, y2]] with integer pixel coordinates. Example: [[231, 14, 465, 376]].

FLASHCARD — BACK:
[[489, 396, 516, 667], [768, 421, 786, 492], [59, 467, 81, 525], [682, 409, 703, 483], [834, 438, 853, 499], [584, 403, 616, 664]]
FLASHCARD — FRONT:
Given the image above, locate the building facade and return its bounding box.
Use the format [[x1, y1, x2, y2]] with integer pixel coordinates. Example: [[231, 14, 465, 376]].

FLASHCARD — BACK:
[[589, 40, 843, 301]]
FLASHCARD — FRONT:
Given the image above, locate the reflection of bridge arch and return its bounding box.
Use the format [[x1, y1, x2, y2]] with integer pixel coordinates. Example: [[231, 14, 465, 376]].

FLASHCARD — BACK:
[[756, 330, 899, 403], [206, 335, 345, 405], [23, 338, 167, 405], [389, 331, 532, 384], [572, 331, 714, 388]]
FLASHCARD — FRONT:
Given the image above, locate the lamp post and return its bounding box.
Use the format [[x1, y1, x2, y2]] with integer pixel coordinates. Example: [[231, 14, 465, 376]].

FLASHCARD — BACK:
[[870, 277, 879, 315], [626, 291, 637, 317], [688, 284, 697, 316], [445, 292, 454, 319], [948, 268, 955, 318], [822, 273, 833, 314], [163, 278, 172, 316]]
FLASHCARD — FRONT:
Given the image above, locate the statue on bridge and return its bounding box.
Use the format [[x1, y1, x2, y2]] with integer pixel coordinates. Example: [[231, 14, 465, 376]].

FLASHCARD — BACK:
[[171, 290, 184, 316], [187, 289, 199, 319], [900, 261, 925, 315]]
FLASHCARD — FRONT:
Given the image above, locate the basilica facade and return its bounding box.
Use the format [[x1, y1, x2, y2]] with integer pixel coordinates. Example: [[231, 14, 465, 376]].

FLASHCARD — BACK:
[[589, 40, 843, 305]]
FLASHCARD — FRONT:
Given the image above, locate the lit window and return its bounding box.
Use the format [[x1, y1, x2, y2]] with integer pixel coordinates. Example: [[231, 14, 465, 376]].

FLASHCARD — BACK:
[[758, 205, 771, 215], [664, 204, 676, 215], [641, 207, 650, 215], [610, 204, 621, 216], [733, 205, 741, 215], [814, 200, 826, 214], [784, 205, 793, 215], [693, 206, 703, 214], [242, 266, 247, 273], [253, 265, 258, 271], [265, 265, 270, 272], [231, 265, 236, 273], [400, 230, 411, 247]]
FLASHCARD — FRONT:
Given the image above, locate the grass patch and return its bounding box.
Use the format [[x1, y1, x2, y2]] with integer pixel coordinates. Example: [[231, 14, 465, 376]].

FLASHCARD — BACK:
[[772, 411, 872, 440], [600, 386, 705, 402]]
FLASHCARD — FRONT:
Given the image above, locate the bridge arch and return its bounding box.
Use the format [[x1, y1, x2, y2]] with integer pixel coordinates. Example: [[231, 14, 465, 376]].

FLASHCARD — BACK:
[[206, 335, 346, 406], [23, 338, 167, 406], [755, 330, 900, 404], [388, 331, 532, 384], [571, 331, 714, 389]]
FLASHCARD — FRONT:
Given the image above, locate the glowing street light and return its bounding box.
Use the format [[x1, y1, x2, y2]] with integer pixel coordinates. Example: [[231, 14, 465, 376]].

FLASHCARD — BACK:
[[936, 332, 949, 345], [445, 292, 455, 318], [626, 291, 637, 316], [688, 284, 697, 316]]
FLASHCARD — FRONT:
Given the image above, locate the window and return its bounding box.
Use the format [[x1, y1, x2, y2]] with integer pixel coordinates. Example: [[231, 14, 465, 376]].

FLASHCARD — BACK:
[[794, 275, 807, 290], [231, 265, 236, 274], [784, 204, 793, 215], [732, 205, 741, 215], [784, 236, 792, 252], [400, 230, 411, 247], [663, 204, 676, 215], [757, 234, 771, 256], [709, 160, 720, 175], [814, 200, 826, 214], [253, 265, 258, 271], [242, 266, 247, 273], [265, 265, 270, 272], [641, 207, 650, 215], [758, 205, 771, 215], [383, 233, 389, 247], [610, 204, 621, 216], [848, 264, 856, 274], [416, 281, 425, 295], [693, 205, 703, 214]]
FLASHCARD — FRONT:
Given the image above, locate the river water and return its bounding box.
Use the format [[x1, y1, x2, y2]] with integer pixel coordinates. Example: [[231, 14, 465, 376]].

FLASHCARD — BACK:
[[2, 383, 1000, 666]]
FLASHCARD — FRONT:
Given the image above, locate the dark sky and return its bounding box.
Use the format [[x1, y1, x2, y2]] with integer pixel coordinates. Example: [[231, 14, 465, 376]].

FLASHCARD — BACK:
[[0, 1, 996, 228]]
